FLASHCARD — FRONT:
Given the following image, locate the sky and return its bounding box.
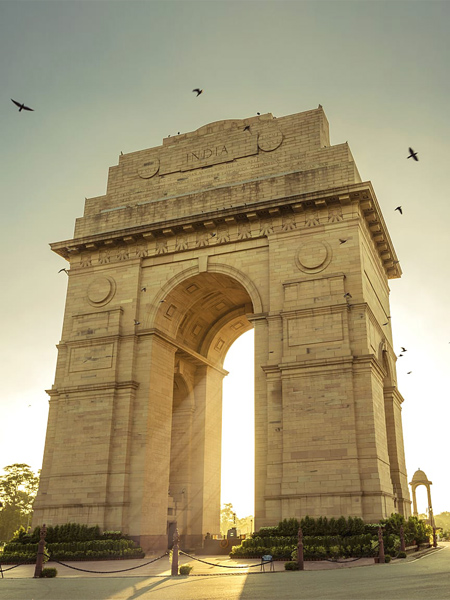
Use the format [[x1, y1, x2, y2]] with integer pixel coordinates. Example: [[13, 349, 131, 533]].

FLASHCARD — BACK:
[[0, 0, 449, 520]]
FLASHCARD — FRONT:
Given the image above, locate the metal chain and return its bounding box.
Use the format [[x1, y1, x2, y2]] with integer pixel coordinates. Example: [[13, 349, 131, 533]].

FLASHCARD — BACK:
[[41, 550, 169, 574], [179, 550, 263, 569]]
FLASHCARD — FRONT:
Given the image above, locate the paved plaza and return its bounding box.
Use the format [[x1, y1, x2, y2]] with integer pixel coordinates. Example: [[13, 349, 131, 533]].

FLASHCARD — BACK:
[[1, 544, 448, 600]]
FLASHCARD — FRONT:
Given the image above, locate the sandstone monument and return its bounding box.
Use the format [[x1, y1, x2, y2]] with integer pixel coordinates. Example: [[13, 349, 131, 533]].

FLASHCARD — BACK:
[[33, 107, 411, 550]]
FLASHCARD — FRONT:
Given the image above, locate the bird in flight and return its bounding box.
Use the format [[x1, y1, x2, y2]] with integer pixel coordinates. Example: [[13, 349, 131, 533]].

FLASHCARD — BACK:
[[134, 320, 140, 325], [395, 206, 403, 214], [339, 239, 348, 244], [401, 347, 407, 352], [58, 268, 69, 275], [11, 98, 34, 112], [344, 293, 352, 299], [141, 287, 147, 292], [193, 88, 203, 97], [407, 371, 412, 375], [243, 125, 250, 132], [407, 147, 419, 161]]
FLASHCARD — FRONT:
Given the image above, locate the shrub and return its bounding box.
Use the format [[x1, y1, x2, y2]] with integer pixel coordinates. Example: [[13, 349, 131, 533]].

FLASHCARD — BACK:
[[384, 555, 391, 563], [40, 568, 57, 578], [284, 561, 300, 570], [179, 564, 193, 575], [397, 551, 407, 559]]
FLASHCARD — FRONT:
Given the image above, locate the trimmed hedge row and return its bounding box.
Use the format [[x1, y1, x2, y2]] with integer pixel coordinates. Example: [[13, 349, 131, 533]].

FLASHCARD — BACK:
[[2, 537, 144, 563], [230, 534, 377, 560]]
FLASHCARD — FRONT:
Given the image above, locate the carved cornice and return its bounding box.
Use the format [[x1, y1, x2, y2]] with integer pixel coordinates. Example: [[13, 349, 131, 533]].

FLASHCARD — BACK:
[[51, 181, 400, 279], [46, 380, 139, 397]]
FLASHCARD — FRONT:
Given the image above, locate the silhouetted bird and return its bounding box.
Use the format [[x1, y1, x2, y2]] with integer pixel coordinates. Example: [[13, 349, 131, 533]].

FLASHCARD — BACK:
[[344, 293, 352, 299], [134, 320, 140, 325], [243, 125, 250, 132], [58, 268, 68, 275], [407, 371, 412, 374], [382, 322, 389, 326], [193, 88, 203, 96], [256, 112, 260, 115], [395, 206, 403, 214], [407, 147, 419, 161], [120, 151, 123, 155], [401, 347, 407, 352], [399, 354, 403, 357], [11, 98, 34, 112], [141, 287, 147, 292], [339, 239, 348, 244]]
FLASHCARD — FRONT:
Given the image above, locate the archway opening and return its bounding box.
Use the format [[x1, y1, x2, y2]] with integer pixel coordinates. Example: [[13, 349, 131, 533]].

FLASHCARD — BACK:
[[221, 329, 255, 535]]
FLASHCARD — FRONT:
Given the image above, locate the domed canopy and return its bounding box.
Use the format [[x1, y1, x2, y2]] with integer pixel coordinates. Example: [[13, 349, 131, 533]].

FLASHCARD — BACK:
[[410, 469, 432, 486]]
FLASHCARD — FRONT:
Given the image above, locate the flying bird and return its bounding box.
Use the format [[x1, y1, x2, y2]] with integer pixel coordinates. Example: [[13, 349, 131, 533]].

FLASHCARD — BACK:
[[243, 125, 250, 132], [193, 88, 203, 96], [395, 206, 403, 214], [256, 112, 260, 115], [339, 239, 348, 244], [344, 293, 352, 299], [401, 347, 407, 352], [11, 98, 34, 112], [407, 371, 412, 374], [141, 287, 147, 292], [398, 354, 403, 357], [407, 147, 419, 161], [382, 322, 389, 326], [58, 268, 69, 275], [134, 320, 140, 325]]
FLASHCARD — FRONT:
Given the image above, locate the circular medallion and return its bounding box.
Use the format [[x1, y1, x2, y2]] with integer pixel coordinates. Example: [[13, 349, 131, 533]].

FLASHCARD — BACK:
[[295, 240, 332, 273], [137, 157, 160, 179], [87, 276, 116, 306], [258, 129, 283, 152]]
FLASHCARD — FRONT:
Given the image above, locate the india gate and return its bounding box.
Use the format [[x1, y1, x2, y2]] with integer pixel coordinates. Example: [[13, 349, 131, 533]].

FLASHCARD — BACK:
[[33, 107, 411, 551]]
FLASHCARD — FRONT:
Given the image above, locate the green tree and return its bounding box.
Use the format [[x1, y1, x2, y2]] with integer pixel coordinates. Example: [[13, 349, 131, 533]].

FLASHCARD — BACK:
[[0, 464, 40, 542]]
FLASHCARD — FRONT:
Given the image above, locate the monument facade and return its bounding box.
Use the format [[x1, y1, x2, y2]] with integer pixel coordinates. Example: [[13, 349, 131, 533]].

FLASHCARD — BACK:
[[33, 108, 411, 550]]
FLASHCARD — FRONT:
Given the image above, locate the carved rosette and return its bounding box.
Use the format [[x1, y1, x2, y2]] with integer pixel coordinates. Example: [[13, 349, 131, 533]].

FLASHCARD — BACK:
[[238, 222, 252, 240], [135, 244, 148, 258], [328, 205, 343, 222], [282, 214, 296, 231], [80, 252, 92, 268], [98, 249, 111, 264], [196, 231, 209, 248], [117, 246, 129, 261], [156, 238, 168, 255], [304, 208, 320, 227], [260, 219, 273, 236], [175, 235, 188, 251], [216, 224, 230, 243]]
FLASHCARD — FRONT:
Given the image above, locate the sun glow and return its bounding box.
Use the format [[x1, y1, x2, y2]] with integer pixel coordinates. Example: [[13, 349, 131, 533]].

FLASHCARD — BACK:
[[221, 330, 255, 519]]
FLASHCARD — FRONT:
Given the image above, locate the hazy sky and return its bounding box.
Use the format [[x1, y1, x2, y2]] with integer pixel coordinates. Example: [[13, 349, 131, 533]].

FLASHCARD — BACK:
[[1, 1, 449, 519]]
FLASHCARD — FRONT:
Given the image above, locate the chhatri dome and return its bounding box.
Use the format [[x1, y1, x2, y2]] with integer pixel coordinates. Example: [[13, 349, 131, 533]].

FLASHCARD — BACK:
[[410, 469, 432, 485]]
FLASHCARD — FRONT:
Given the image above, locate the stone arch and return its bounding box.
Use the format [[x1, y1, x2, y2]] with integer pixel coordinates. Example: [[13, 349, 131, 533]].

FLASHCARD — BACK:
[[409, 469, 434, 525], [145, 262, 263, 331]]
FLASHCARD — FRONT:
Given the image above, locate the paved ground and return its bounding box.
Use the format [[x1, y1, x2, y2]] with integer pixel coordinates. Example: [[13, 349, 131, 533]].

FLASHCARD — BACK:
[[1, 544, 448, 600]]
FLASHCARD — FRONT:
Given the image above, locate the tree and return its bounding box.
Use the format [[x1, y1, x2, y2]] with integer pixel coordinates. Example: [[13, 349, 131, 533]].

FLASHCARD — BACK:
[[0, 464, 40, 542], [220, 503, 254, 536]]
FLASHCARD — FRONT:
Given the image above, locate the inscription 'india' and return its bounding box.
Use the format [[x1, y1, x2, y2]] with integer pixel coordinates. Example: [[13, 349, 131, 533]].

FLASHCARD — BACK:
[[187, 145, 228, 163]]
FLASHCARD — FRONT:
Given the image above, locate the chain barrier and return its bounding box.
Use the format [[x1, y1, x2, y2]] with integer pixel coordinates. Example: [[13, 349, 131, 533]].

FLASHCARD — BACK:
[[40, 551, 169, 575], [324, 542, 380, 564], [0, 557, 35, 575], [179, 550, 264, 569]]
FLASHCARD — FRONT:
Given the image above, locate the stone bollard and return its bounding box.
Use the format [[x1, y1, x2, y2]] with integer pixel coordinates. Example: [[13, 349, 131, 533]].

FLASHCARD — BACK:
[[400, 525, 406, 552], [297, 527, 304, 571], [171, 528, 179, 576], [377, 526, 385, 564], [33, 524, 47, 578]]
